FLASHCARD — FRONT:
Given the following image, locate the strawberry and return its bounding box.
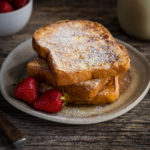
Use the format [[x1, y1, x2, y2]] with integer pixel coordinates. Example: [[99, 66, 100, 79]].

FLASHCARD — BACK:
[[14, 77, 38, 104], [13, 0, 29, 9], [34, 89, 65, 113], [0, 1, 13, 13]]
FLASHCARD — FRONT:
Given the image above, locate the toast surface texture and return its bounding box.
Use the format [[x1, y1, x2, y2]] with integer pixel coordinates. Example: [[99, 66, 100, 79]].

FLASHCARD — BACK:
[[27, 58, 109, 100], [33, 20, 130, 85]]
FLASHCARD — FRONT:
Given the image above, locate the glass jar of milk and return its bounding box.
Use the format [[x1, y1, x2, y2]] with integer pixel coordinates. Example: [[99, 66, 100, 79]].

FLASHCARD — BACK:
[[117, 0, 150, 40]]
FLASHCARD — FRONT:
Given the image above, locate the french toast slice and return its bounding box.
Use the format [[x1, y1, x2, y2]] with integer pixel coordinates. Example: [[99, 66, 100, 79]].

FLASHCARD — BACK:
[[33, 20, 130, 86], [27, 58, 109, 100], [38, 76, 119, 105], [66, 73, 130, 104]]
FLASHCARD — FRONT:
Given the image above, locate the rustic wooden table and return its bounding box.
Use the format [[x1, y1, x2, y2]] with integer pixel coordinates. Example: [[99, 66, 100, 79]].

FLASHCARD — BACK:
[[0, 0, 150, 149]]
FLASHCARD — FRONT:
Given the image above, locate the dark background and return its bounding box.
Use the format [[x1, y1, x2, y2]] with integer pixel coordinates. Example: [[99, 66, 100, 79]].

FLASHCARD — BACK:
[[0, 0, 150, 150]]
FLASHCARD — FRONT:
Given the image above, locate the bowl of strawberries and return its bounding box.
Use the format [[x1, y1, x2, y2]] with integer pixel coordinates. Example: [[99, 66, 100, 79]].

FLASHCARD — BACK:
[[0, 0, 33, 36]]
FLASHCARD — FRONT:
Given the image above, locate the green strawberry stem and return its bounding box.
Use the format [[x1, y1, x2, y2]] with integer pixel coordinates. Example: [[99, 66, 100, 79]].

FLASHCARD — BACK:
[[61, 96, 66, 107], [60, 96, 65, 100]]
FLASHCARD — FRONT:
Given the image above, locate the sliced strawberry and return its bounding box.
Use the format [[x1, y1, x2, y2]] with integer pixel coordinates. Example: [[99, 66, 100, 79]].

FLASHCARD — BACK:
[[0, 1, 13, 13], [34, 89, 65, 113], [14, 77, 38, 104]]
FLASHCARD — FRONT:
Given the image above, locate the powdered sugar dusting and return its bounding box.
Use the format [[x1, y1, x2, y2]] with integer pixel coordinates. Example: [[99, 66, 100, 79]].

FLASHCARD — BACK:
[[76, 79, 101, 90], [38, 21, 120, 72]]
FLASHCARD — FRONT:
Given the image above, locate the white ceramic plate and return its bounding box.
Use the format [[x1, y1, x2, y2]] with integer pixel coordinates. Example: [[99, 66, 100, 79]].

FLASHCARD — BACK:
[[0, 38, 150, 124]]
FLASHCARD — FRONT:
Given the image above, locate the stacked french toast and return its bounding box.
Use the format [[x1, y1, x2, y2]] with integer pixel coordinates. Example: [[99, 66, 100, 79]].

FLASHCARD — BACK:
[[27, 20, 130, 105]]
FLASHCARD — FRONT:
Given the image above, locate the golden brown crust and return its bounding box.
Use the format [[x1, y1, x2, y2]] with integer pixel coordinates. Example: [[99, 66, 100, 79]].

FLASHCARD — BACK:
[[65, 76, 119, 105], [32, 37, 49, 59], [33, 20, 130, 86], [38, 76, 120, 105], [63, 78, 109, 100], [66, 72, 130, 105], [27, 58, 109, 100], [37, 72, 130, 105], [27, 58, 57, 86]]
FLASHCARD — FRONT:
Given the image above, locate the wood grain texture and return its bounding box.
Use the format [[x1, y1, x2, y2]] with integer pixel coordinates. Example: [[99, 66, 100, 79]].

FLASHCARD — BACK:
[[0, 0, 150, 149]]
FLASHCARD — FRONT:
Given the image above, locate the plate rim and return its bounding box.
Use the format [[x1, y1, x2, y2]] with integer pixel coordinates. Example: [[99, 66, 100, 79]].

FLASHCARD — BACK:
[[0, 38, 150, 125]]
